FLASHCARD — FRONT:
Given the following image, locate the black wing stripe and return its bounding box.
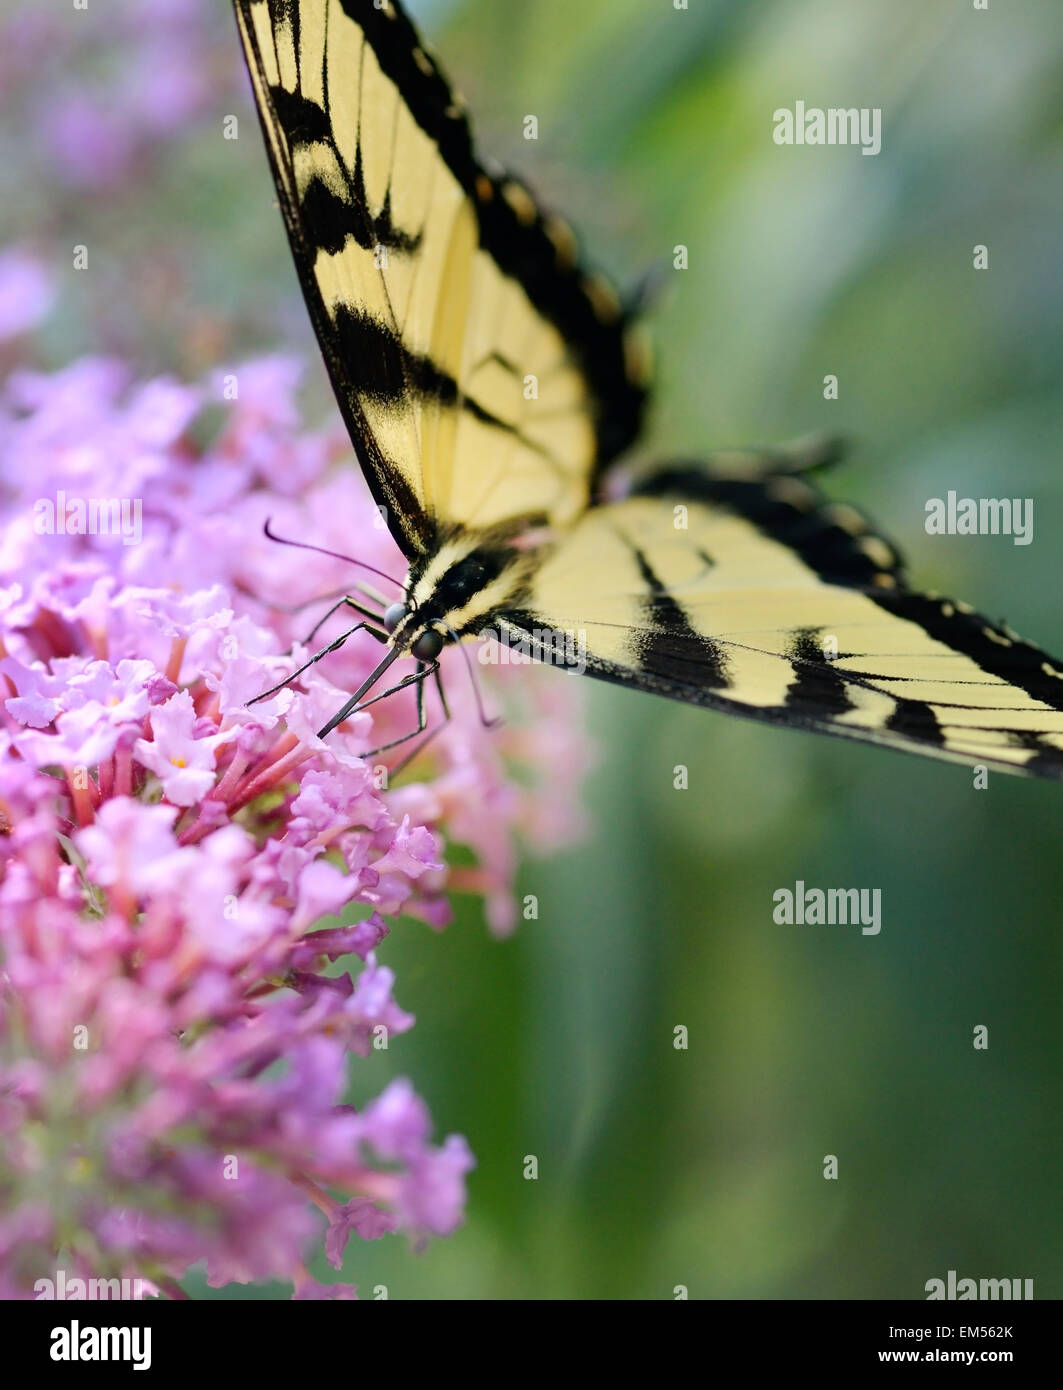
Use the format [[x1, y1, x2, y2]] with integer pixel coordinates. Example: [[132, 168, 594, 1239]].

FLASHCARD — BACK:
[[331, 305, 544, 448], [628, 546, 730, 689], [885, 698, 945, 746], [492, 608, 1063, 779], [785, 629, 855, 717], [297, 166, 421, 254], [270, 83, 331, 144]]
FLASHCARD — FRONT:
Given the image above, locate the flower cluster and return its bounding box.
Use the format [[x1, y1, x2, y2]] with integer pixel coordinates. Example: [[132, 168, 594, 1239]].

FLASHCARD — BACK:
[[0, 0, 240, 193], [0, 355, 589, 1297]]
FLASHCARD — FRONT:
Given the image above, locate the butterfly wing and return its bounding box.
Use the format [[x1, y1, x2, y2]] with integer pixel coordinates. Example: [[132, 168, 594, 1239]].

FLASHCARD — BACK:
[[236, 3, 1063, 779], [491, 463, 1063, 778], [234, 0, 648, 559]]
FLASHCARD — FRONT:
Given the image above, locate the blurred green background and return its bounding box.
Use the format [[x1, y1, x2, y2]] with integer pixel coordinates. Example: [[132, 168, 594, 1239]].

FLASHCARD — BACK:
[[12, 0, 1063, 1297]]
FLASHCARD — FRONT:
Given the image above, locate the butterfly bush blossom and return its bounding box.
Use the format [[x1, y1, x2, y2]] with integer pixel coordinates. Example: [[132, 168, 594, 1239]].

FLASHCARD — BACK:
[[0, 353, 590, 1298], [0, 0, 239, 192]]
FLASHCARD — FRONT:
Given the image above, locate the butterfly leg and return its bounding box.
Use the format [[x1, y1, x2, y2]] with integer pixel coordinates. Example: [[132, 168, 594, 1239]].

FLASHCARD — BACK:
[[334, 660, 436, 755], [386, 674, 453, 776], [250, 619, 387, 705], [335, 660, 438, 722], [368, 665, 454, 773], [261, 580, 388, 620], [303, 594, 385, 645], [437, 624, 502, 730]]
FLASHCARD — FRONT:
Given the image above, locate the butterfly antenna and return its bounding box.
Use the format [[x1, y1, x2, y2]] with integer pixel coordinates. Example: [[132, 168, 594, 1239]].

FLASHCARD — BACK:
[[262, 518, 405, 592], [770, 432, 850, 476], [626, 260, 670, 318], [263, 583, 381, 617], [440, 623, 503, 731]]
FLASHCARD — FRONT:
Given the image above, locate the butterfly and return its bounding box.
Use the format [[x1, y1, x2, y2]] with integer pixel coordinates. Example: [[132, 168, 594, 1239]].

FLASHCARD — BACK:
[[234, 0, 1063, 778]]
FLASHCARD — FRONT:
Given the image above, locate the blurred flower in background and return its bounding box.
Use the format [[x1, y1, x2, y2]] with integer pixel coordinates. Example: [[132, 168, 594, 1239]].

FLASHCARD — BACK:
[[0, 249, 57, 344], [0, 0, 237, 193], [0, 0, 271, 372]]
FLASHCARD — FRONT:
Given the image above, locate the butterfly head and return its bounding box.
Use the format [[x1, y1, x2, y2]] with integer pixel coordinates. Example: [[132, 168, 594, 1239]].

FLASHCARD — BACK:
[[385, 539, 529, 660], [383, 601, 446, 663]]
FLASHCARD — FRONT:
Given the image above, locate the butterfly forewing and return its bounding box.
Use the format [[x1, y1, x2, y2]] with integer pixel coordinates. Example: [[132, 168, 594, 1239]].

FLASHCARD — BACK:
[[234, 0, 647, 558]]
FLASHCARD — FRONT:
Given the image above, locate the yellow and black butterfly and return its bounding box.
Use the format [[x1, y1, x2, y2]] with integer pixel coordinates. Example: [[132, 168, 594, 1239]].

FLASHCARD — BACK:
[[234, 0, 1063, 778]]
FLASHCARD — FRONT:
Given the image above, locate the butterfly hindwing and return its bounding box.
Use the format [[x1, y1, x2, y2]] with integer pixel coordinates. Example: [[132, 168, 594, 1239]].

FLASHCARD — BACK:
[[494, 464, 1063, 779], [234, 0, 648, 559]]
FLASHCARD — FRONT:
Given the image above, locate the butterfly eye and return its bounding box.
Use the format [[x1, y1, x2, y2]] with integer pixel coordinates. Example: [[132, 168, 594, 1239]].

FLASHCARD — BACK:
[[411, 627, 444, 662], [383, 602, 408, 634]]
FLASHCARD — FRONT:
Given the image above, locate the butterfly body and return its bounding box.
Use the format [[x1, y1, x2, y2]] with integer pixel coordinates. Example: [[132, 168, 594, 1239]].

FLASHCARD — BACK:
[[236, 0, 1063, 780], [390, 532, 535, 650]]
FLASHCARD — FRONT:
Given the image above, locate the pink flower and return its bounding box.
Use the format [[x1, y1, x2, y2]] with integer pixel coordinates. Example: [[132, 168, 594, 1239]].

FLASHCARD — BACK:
[[134, 689, 238, 806], [0, 354, 591, 1297], [2, 0, 241, 194], [0, 247, 56, 340], [397, 1135, 478, 1239], [356, 1078, 433, 1161], [77, 799, 191, 899], [325, 1199, 398, 1270]]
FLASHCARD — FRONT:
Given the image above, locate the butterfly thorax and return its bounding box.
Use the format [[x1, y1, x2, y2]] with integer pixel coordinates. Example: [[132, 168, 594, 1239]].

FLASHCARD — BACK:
[[391, 533, 542, 656]]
